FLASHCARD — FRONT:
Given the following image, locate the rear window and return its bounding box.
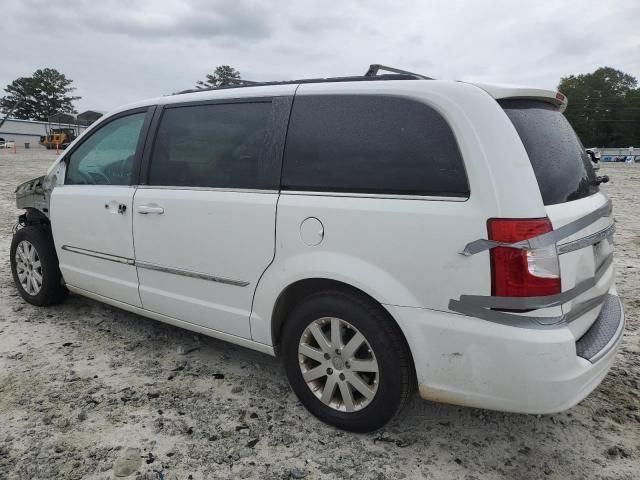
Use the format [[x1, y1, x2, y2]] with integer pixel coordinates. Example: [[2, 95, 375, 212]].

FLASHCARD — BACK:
[[500, 99, 598, 205], [282, 95, 469, 197]]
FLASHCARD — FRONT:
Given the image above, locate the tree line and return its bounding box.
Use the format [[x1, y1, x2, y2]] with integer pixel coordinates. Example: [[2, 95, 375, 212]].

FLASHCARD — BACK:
[[558, 67, 639, 148], [1, 65, 638, 147]]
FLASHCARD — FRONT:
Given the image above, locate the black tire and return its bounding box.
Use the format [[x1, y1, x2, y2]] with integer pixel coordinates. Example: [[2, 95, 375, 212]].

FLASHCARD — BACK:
[[282, 290, 415, 432], [10, 225, 67, 306]]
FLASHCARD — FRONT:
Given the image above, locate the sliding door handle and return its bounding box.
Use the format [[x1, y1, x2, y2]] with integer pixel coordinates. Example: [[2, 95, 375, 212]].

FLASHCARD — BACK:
[[137, 205, 164, 215]]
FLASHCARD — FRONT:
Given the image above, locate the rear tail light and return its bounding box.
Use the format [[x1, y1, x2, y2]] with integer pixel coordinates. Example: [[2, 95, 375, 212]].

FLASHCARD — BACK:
[[488, 218, 561, 298]]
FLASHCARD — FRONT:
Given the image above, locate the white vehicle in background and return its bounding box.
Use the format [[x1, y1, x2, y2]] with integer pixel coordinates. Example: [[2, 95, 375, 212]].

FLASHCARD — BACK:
[[586, 147, 601, 170], [10, 65, 623, 432], [2, 140, 15, 149]]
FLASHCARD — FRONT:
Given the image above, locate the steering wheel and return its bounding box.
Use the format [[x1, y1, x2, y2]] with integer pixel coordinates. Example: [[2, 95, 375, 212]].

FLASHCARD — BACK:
[[78, 169, 111, 185]]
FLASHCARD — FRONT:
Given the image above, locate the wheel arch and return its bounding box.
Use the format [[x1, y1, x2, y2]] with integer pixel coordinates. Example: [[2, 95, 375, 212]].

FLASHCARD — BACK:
[[250, 250, 423, 347], [21, 207, 51, 227], [269, 277, 414, 369], [10, 223, 68, 306]]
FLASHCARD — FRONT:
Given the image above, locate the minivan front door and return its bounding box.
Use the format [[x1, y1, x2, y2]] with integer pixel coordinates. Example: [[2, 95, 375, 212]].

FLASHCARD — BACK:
[[50, 108, 153, 307], [132, 98, 290, 338]]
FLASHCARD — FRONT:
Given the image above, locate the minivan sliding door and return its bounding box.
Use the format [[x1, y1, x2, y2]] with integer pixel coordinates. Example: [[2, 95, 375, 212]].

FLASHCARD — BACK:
[[132, 95, 292, 338]]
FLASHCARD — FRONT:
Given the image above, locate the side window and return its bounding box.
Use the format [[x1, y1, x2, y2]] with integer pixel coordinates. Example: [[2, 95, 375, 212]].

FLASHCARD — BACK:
[[282, 95, 469, 197], [66, 112, 146, 185], [147, 102, 272, 189]]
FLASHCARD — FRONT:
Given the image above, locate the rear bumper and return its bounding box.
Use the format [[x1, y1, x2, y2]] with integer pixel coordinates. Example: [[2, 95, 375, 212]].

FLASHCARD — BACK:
[[387, 290, 624, 414], [575, 294, 624, 363]]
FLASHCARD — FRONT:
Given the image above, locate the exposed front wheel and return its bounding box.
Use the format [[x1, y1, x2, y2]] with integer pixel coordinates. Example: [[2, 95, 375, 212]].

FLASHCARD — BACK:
[[10, 225, 67, 306], [282, 290, 415, 432]]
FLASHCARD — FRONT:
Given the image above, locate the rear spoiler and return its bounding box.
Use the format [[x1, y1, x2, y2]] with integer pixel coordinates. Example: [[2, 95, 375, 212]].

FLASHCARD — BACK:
[[468, 82, 568, 112]]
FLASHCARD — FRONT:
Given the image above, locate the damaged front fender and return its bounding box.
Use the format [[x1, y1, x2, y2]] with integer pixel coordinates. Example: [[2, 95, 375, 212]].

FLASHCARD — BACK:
[[15, 176, 47, 213], [14, 159, 66, 217]]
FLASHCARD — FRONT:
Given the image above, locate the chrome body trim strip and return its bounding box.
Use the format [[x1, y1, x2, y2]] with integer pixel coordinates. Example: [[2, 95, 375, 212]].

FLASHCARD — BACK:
[[280, 190, 468, 202], [60, 184, 137, 189], [61, 246, 249, 287], [135, 261, 250, 287], [557, 223, 616, 255], [456, 253, 613, 310], [61, 245, 135, 265], [137, 185, 276, 194], [136, 187, 467, 201]]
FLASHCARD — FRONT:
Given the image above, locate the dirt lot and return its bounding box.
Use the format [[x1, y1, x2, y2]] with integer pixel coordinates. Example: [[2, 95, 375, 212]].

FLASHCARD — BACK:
[[0, 148, 638, 480]]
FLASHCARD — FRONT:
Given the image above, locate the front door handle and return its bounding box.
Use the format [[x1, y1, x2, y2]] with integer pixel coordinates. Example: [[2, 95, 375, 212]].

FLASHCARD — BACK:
[[137, 204, 164, 215]]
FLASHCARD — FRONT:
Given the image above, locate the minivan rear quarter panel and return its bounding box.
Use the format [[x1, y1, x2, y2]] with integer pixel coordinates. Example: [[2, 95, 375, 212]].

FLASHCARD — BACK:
[[251, 81, 548, 345]]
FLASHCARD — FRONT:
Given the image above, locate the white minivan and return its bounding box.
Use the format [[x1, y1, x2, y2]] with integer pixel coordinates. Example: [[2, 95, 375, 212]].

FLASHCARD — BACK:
[[11, 65, 623, 432]]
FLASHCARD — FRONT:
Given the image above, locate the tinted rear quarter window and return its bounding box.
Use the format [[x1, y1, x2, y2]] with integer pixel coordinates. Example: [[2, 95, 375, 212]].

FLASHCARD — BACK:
[[282, 95, 469, 197], [500, 100, 598, 205]]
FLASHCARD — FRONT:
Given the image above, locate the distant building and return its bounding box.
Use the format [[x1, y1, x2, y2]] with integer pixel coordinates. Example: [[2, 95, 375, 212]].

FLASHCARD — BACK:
[[598, 147, 638, 156], [77, 110, 104, 126], [0, 118, 79, 145], [599, 147, 639, 163], [0, 110, 103, 146]]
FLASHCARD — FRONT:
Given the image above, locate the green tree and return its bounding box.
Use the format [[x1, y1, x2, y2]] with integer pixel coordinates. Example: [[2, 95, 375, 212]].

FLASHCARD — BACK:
[[196, 65, 242, 88], [618, 88, 640, 148], [558, 67, 639, 147], [0, 68, 80, 121]]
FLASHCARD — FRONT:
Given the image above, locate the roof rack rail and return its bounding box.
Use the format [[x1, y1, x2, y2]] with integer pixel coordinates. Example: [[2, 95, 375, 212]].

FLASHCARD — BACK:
[[173, 64, 431, 95], [194, 78, 259, 90], [364, 64, 432, 80], [220, 79, 259, 86]]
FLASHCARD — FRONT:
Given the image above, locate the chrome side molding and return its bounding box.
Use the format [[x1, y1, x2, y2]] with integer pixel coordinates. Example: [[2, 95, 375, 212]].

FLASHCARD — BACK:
[[61, 245, 135, 265], [557, 223, 615, 255], [135, 261, 250, 287], [61, 245, 249, 287]]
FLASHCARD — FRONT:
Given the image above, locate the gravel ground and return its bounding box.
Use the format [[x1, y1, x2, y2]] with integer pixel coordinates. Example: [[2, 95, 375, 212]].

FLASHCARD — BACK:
[[0, 149, 638, 480]]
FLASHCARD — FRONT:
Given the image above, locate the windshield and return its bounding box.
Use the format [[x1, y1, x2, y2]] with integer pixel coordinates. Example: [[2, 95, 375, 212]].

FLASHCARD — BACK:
[[500, 99, 598, 205]]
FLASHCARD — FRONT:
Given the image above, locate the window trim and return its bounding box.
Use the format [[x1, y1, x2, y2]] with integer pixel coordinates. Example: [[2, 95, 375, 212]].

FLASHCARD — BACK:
[[280, 190, 468, 202], [136, 185, 277, 195], [63, 106, 156, 186], [280, 93, 470, 199], [139, 96, 293, 190]]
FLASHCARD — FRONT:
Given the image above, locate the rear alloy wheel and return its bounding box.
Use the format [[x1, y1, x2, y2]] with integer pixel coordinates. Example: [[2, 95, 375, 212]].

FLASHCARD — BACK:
[[282, 290, 414, 432], [298, 317, 379, 412]]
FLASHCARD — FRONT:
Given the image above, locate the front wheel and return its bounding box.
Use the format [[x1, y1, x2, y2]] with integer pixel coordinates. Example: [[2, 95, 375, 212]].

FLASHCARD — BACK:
[[282, 290, 415, 432], [10, 225, 67, 306]]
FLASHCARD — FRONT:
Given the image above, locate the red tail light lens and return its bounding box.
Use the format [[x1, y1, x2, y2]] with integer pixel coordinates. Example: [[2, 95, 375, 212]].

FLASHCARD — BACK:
[[488, 218, 561, 297]]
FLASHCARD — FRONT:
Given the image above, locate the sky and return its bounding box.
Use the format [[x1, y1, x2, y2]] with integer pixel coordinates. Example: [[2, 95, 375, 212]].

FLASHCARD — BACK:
[[1, 0, 639, 113]]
